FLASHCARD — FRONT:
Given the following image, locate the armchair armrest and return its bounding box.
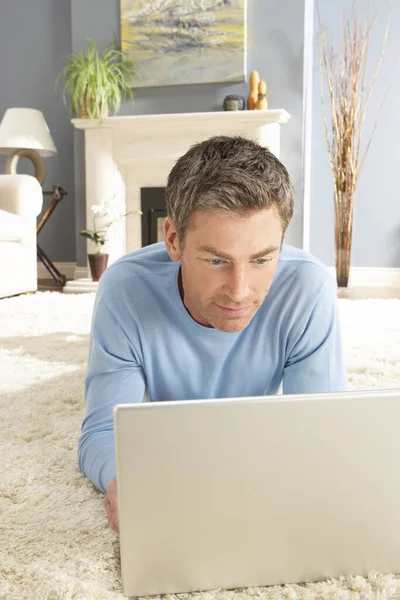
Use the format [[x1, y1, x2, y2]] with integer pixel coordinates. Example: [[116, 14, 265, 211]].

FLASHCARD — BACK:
[[0, 174, 43, 217]]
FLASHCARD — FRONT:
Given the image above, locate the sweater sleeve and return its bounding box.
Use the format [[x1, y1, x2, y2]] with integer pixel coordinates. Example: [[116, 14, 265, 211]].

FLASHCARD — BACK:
[[282, 277, 348, 395], [78, 295, 146, 493]]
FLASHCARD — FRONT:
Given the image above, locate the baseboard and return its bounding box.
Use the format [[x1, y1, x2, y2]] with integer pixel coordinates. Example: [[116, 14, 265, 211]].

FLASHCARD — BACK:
[[37, 263, 89, 280], [37, 261, 77, 280], [327, 267, 400, 288], [74, 266, 88, 279]]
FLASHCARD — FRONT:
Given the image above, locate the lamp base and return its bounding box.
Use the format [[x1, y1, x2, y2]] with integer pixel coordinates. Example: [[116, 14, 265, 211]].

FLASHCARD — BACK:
[[5, 148, 46, 185]]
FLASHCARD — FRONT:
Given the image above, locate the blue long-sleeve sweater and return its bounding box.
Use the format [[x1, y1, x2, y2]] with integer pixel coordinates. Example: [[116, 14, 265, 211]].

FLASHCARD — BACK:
[[78, 242, 347, 493]]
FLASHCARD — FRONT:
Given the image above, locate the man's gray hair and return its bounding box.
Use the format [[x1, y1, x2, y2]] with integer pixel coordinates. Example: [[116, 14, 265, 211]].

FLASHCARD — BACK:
[[165, 135, 294, 244]]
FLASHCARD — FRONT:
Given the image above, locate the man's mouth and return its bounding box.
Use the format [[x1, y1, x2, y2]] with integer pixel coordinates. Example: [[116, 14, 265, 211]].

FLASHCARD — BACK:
[[215, 303, 253, 317]]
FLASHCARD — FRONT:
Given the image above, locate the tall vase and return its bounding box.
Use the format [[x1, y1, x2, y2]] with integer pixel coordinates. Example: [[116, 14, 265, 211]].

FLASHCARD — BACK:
[[334, 188, 354, 288]]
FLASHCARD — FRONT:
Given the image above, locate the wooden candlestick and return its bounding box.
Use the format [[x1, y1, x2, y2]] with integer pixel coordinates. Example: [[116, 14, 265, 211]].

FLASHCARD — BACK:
[[256, 80, 267, 110], [247, 70, 260, 110]]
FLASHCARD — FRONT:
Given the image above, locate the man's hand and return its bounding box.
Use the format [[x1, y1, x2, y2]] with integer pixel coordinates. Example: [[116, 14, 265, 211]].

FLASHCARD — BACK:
[[104, 478, 119, 533]]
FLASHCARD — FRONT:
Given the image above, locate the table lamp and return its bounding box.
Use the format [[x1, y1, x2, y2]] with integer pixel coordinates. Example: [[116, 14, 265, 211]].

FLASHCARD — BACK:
[[0, 108, 57, 185]]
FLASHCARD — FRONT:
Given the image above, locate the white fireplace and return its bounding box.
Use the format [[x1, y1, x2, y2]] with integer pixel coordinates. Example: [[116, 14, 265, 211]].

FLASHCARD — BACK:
[[66, 110, 290, 291]]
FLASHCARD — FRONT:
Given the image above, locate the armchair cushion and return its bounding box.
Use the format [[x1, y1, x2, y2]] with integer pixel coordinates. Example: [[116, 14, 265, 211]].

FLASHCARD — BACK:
[[0, 174, 43, 217], [0, 209, 23, 242], [0, 174, 43, 299]]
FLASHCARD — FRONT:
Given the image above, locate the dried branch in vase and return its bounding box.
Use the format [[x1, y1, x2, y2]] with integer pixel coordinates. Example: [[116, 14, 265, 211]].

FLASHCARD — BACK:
[[318, 1, 392, 287]]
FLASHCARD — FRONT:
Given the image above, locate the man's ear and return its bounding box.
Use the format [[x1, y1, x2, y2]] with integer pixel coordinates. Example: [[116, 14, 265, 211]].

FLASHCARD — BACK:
[[164, 217, 181, 262]]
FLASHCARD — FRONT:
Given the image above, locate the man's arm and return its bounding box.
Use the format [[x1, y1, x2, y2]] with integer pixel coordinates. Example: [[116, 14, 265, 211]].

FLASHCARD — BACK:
[[78, 295, 146, 493], [282, 277, 347, 394]]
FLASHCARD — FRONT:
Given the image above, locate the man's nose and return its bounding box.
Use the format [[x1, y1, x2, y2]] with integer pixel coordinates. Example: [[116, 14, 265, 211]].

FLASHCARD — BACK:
[[225, 267, 250, 303]]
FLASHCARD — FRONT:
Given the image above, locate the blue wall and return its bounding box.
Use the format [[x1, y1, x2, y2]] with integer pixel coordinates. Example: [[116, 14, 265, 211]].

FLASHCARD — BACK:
[[0, 0, 308, 267], [0, 0, 76, 262], [71, 0, 308, 267], [310, 0, 400, 267], [3, 1, 397, 269]]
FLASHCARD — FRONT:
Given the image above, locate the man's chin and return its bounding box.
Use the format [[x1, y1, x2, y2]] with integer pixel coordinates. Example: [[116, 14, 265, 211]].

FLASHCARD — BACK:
[[209, 314, 255, 333]]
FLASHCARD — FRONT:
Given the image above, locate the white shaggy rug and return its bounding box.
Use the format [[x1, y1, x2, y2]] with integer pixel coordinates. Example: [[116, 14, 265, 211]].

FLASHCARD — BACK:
[[1, 292, 400, 600]]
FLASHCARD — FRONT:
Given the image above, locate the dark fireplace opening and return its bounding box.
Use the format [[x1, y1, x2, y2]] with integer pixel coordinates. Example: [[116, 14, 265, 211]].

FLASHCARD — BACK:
[[141, 187, 167, 247]]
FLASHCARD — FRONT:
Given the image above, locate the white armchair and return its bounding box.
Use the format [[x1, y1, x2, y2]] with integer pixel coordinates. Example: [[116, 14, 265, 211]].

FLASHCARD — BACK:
[[0, 174, 43, 299]]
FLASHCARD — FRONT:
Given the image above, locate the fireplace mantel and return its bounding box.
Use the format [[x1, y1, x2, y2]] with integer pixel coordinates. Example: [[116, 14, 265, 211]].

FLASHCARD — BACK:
[[68, 109, 290, 290], [72, 109, 290, 130]]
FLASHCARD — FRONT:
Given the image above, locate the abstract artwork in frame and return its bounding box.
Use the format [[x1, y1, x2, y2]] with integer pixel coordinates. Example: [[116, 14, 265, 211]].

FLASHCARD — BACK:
[[120, 0, 247, 88]]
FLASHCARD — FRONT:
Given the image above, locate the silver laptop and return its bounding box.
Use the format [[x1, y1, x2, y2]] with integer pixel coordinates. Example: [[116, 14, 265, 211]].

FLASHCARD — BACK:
[[114, 389, 400, 597]]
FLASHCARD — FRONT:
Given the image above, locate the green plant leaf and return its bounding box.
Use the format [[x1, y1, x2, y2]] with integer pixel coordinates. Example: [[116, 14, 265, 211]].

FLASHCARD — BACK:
[[55, 37, 137, 119], [80, 230, 96, 240]]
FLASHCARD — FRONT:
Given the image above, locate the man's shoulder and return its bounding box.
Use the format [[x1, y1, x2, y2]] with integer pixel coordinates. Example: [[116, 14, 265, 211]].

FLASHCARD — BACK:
[[96, 243, 174, 301], [279, 243, 329, 270], [275, 244, 336, 296], [259, 245, 337, 333]]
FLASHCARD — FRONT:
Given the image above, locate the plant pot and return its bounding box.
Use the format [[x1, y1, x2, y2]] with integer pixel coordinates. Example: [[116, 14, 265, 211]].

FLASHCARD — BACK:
[[80, 104, 109, 119], [80, 92, 109, 119], [88, 253, 109, 282]]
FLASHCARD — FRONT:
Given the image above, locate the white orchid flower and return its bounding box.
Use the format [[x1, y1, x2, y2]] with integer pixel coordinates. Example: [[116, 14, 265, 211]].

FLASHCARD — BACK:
[[90, 204, 105, 215], [90, 199, 132, 224]]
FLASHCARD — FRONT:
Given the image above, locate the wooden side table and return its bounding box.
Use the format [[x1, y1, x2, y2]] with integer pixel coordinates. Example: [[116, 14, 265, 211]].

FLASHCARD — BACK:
[[36, 185, 67, 287]]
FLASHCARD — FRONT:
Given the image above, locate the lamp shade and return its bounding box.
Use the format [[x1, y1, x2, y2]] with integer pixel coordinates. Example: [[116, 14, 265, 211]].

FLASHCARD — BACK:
[[0, 108, 57, 156]]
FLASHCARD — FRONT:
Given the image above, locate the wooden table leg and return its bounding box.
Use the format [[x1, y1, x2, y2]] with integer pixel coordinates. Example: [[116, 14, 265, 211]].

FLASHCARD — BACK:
[[37, 245, 66, 286], [37, 185, 68, 287]]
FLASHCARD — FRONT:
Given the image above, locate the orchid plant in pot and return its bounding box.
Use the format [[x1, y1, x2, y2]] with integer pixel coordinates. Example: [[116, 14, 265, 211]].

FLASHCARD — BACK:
[[80, 199, 142, 281]]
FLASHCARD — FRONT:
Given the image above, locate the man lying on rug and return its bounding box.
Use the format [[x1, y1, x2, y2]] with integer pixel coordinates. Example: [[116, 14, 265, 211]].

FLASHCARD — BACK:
[[78, 135, 348, 533]]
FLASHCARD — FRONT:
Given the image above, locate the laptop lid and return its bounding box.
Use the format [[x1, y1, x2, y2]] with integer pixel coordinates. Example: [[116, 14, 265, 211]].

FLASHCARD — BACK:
[[114, 389, 400, 597]]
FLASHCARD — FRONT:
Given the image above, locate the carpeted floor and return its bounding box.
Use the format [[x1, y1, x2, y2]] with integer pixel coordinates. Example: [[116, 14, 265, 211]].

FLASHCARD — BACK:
[[1, 292, 400, 600]]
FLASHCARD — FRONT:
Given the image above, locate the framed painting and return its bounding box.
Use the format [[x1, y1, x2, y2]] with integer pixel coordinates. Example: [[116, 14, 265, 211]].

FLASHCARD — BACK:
[[120, 0, 247, 88]]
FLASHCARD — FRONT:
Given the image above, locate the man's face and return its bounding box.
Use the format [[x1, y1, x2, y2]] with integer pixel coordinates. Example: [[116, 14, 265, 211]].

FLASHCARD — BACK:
[[165, 208, 283, 333]]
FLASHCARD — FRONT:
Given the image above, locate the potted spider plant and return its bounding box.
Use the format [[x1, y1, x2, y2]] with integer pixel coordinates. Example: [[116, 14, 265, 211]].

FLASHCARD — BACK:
[[55, 38, 137, 119]]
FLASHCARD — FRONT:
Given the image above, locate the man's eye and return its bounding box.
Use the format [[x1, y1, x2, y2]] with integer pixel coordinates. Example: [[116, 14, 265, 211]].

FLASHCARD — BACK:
[[209, 259, 224, 266], [254, 258, 270, 265]]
